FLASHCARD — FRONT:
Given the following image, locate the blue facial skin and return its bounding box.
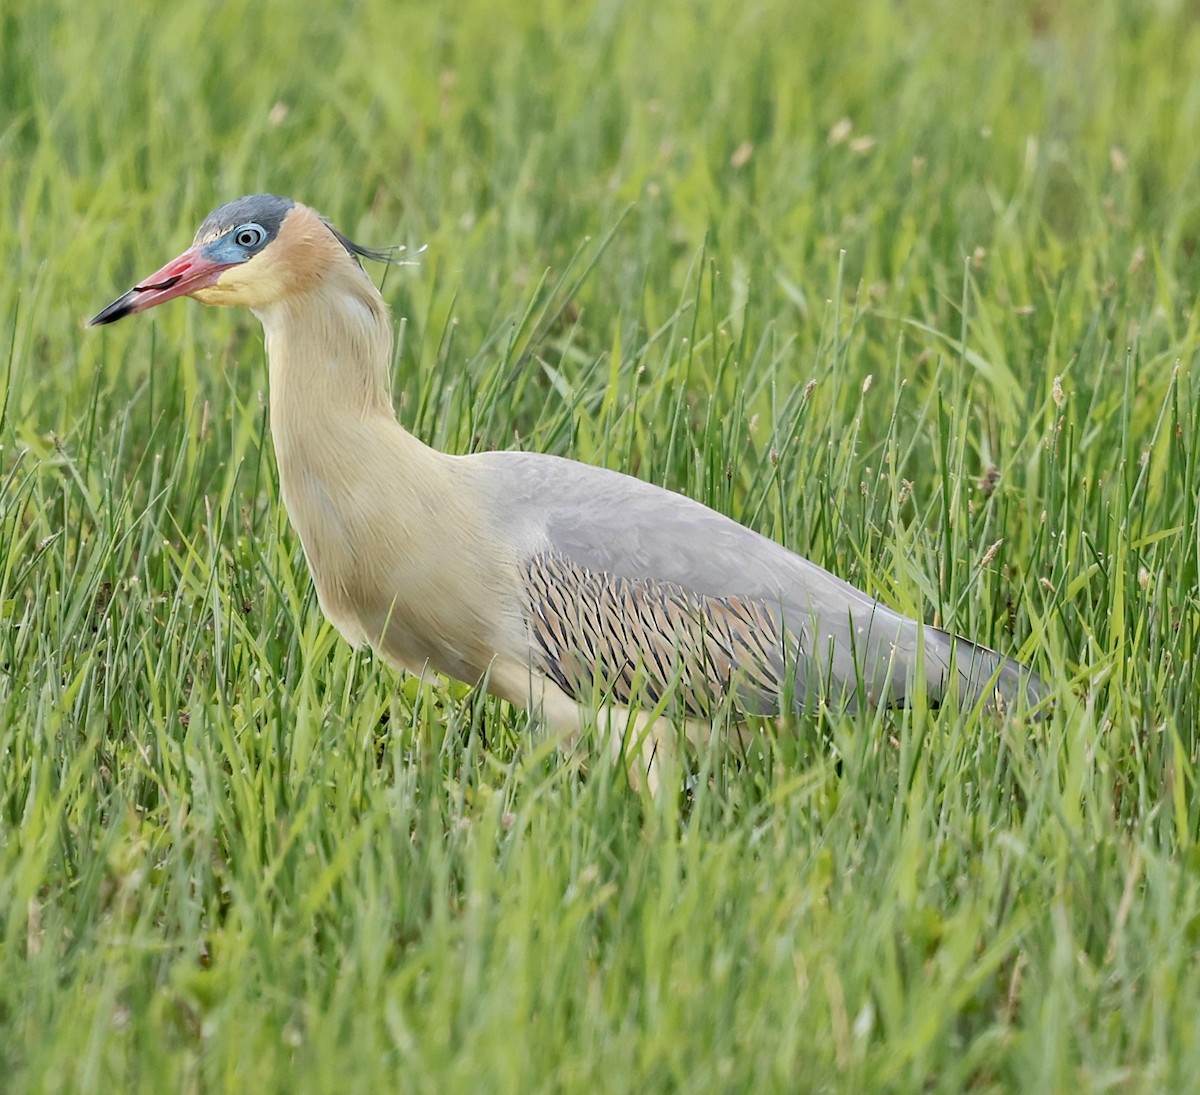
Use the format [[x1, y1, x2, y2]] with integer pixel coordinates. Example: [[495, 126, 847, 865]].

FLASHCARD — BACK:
[[193, 194, 296, 268], [195, 194, 295, 247], [199, 222, 272, 266]]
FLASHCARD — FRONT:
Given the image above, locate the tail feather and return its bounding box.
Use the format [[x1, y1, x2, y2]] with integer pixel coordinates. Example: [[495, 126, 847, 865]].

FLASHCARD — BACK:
[[929, 628, 1049, 714]]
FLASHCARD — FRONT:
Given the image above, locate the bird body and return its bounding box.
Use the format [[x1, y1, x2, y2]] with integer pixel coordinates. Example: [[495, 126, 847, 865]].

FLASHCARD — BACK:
[[91, 195, 1047, 783]]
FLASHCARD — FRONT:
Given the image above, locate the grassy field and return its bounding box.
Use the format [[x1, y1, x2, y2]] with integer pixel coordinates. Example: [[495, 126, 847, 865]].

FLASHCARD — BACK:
[[3, 0, 1200, 1090]]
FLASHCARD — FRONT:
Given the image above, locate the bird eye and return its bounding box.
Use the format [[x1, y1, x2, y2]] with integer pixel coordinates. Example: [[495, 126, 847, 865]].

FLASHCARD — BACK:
[[233, 223, 265, 249]]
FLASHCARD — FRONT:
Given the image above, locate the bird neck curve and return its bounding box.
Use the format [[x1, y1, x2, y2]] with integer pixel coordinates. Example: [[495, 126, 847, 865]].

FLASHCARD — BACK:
[[256, 268, 397, 432]]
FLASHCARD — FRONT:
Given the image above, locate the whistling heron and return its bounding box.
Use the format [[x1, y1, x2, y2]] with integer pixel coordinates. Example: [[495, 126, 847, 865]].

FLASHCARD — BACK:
[[91, 195, 1047, 781]]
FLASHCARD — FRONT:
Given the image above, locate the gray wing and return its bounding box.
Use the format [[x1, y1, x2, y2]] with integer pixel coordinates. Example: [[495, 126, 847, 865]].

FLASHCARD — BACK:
[[467, 450, 1044, 716]]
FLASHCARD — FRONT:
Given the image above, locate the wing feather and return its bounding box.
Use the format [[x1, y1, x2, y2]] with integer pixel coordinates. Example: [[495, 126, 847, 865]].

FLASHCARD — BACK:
[[466, 450, 1045, 713], [522, 551, 792, 717]]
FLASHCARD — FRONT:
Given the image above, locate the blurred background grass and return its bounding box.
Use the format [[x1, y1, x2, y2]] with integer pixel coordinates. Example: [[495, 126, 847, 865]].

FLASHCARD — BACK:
[[3, 0, 1200, 1091]]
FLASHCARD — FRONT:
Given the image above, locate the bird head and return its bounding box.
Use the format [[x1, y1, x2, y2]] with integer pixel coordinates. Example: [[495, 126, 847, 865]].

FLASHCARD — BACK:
[[89, 194, 390, 325]]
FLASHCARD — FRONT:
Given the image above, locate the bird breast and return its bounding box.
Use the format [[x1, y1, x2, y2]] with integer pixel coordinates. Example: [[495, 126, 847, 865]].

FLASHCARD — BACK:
[[273, 418, 526, 685]]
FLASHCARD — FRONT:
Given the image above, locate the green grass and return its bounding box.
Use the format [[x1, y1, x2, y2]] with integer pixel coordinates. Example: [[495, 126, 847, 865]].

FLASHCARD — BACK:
[[2, 0, 1200, 1090]]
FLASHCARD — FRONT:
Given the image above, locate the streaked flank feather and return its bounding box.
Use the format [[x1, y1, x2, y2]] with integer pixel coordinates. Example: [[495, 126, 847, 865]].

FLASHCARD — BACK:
[[523, 551, 791, 718]]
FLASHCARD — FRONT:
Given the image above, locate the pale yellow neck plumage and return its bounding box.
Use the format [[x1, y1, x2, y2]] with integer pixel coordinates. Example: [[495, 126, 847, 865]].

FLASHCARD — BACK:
[[244, 210, 521, 691]]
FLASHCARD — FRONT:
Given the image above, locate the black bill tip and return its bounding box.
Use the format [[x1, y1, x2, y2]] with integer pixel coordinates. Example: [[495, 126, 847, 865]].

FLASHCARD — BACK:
[[87, 289, 139, 327]]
